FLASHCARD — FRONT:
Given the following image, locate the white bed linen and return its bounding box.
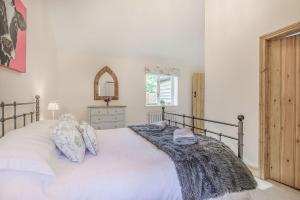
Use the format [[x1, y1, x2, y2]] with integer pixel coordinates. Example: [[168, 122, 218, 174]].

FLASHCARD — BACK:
[[0, 122, 254, 200], [0, 120, 59, 176]]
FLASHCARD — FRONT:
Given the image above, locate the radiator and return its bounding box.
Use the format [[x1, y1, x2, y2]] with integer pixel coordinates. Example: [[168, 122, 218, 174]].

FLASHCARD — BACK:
[[148, 111, 162, 123], [148, 110, 179, 125]]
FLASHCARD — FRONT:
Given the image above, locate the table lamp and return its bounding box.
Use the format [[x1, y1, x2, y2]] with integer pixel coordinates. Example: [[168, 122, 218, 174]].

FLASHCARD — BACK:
[[48, 102, 60, 120]]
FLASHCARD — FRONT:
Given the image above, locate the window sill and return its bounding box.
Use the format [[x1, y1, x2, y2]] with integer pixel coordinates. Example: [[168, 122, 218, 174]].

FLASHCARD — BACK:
[[145, 105, 179, 107]]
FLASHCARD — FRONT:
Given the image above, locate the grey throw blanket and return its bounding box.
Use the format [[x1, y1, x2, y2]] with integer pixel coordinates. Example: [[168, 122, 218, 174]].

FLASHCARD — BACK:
[[129, 124, 257, 200]]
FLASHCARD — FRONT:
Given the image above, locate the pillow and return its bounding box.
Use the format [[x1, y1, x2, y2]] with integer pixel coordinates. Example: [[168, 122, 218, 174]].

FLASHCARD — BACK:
[[58, 113, 80, 127], [0, 152, 55, 176], [0, 122, 58, 176], [51, 121, 86, 162], [79, 122, 98, 155], [58, 113, 77, 121]]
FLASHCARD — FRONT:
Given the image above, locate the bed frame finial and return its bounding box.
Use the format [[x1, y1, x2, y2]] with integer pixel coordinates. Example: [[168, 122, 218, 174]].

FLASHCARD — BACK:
[[238, 115, 245, 121], [237, 115, 245, 160]]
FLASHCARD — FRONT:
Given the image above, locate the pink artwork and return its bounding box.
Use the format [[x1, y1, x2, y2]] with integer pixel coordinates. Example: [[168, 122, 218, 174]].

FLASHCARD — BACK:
[[0, 0, 27, 73]]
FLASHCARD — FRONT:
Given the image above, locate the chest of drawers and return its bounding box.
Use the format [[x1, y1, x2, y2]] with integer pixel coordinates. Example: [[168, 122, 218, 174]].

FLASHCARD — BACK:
[[88, 106, 126, 130]]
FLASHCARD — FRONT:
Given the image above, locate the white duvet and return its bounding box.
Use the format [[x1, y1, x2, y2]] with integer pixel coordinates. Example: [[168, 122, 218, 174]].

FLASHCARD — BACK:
[[0, 121, 253, 200]]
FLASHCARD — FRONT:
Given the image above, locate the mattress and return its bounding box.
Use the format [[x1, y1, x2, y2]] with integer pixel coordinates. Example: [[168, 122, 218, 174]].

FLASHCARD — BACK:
[[0, 122, 254, 200]]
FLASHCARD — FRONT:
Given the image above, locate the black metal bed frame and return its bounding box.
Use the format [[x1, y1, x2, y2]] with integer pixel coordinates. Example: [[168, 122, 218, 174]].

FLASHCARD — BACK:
[[0, 96, 40, 137], [162, 107, 245, 159], [0, 97, 244, 159]]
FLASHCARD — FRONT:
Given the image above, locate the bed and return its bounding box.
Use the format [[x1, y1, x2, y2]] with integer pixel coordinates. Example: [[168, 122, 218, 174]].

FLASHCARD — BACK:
[[0, 97, 257, 200]]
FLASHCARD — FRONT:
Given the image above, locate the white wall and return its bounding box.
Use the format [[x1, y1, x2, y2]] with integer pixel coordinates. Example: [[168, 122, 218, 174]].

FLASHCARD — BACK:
[[205, 0, 300, 167], [46, 0, 205, 124], [0, 0, 57, 130]]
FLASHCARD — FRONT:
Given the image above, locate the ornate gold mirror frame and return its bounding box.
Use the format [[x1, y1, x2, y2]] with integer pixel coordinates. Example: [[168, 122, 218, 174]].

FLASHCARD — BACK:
[[94, 66, 119, 100]]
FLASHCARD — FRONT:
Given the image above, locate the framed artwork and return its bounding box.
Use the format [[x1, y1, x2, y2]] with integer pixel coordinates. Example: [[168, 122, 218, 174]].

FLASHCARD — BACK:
[[0, 0, 27, 73]]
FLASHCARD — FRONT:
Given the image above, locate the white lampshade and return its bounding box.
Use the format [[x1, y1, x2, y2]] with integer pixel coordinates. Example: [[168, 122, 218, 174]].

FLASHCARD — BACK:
[[48, 102, 60, 111]]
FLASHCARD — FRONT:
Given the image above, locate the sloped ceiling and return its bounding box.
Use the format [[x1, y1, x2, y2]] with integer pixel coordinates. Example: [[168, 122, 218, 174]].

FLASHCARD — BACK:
[[46, 0, 205, 66]]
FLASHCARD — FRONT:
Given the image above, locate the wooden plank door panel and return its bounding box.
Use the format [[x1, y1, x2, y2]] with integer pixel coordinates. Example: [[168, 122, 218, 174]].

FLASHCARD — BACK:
[[192, 73, 198, 129], [196, 73, 205, 130], [269, 35, 300, 188], [199, 73, 205, 130], [280, 37, 296, 187], [196, 74, 201, 130], [269, 39, 282, 182], [296, 35, 300, 189], [192, 73, 205, 133]]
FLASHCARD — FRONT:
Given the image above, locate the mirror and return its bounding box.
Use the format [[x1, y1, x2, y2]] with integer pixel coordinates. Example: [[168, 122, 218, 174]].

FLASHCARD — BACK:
[[94, 66, 119, 100], [99, 73, 115, 96]]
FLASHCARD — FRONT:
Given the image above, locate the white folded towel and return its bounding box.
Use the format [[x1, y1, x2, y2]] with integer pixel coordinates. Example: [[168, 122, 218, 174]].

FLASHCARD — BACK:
[[173, 128, 197, 145]]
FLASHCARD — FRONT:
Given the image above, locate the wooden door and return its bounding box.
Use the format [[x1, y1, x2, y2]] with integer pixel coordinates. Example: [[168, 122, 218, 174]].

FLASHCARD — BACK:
[[192, 73, 205, 133], [268, 34, 300, 189], [296, 35, 300, 190]]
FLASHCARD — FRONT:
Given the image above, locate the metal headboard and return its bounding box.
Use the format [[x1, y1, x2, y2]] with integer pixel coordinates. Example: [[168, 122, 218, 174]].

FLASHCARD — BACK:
[[162, 107, 245, 159], [0, 95, 40, 137]]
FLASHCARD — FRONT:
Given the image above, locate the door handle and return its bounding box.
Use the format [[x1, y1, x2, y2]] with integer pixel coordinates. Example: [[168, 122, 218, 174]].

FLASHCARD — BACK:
[[193, 92, 197, 98]]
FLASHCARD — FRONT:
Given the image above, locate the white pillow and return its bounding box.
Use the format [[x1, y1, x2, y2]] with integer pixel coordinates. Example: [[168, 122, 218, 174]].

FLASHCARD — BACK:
[[0, 121, 58, 176], [0, 152, 55, 176], [51, 121, 86, 162], [79, 122, 98, 155]]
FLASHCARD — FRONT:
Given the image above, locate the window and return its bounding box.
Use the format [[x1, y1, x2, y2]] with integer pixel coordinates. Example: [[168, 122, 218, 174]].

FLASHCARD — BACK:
[[146, 73, 178, 106]]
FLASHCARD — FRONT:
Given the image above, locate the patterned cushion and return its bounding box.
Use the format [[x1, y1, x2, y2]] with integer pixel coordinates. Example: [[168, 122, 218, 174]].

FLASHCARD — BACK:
[[58, 114, 80, 127], [79, 122, 98, 155], [58, 113, 77, 121], [51, 121, 85, 162]]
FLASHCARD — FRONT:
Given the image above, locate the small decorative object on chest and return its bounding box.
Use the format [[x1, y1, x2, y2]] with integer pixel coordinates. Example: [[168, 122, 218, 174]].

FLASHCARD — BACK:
[[104, 97, 112, 106], [88, 106, 126, 130]]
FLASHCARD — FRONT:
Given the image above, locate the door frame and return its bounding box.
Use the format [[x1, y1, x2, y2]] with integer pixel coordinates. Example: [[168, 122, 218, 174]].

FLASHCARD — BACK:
[[260, 21, 300, 179]]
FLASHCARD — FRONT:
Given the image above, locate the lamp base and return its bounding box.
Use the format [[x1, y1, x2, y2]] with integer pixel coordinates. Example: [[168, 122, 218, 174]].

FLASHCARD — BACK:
[[52, 111, 55, 120]]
